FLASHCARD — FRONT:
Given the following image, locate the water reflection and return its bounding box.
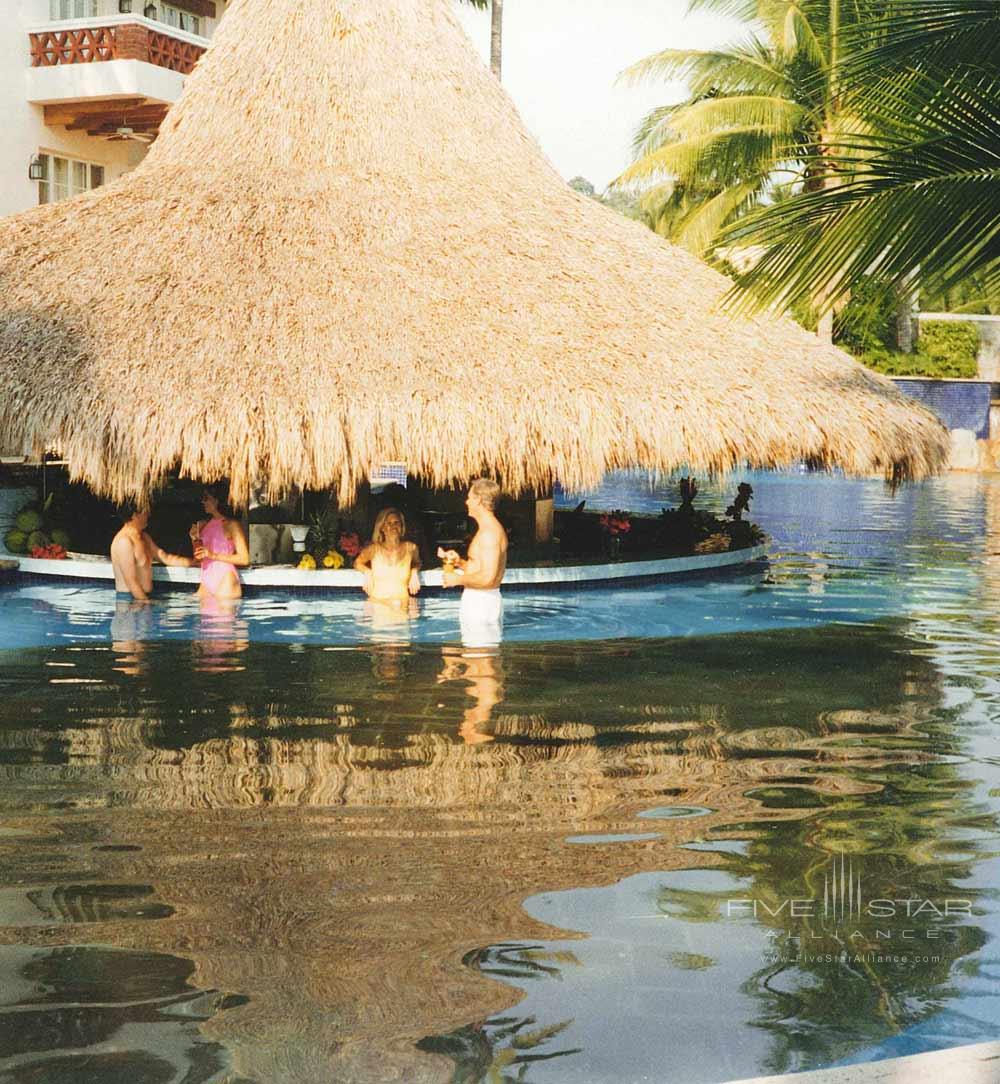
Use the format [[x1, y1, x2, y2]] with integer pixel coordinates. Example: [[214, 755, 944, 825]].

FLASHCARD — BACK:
[[0, 945, 246, 1083], [438, 647, 504, 745], [194, 596, 249, 674], [1, 623, 995, 1082], [111, 598, 154, 677]]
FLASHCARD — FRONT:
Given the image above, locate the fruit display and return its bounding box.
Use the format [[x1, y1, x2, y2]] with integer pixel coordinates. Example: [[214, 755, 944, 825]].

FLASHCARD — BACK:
[[14, 508, 43, 534], [2, 495, 73, 557], [3, 529, 27, 554], [29, 543, 67, 560]]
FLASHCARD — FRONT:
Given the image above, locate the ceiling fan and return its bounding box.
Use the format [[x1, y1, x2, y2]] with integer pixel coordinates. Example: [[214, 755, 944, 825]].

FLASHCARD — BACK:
[[106, 126, 154, 144]]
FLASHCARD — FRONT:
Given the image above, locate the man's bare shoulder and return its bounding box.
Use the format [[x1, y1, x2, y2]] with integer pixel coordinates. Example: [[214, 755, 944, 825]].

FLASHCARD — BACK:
[[109, 529, 132, 556], [484, 519, 508, 545]]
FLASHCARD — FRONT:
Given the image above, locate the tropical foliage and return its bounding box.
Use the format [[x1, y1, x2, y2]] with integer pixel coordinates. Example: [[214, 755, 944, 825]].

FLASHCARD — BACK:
[[614, 0, 1000, 342], [568, 175, 647, 222], [724, 1, 1000, 316], [614, 0, 869, 258]]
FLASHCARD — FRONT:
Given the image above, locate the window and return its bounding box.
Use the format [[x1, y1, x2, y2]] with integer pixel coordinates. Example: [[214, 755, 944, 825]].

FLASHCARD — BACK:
[[158, 3, 201, 35], [37, 155, 105, 205], [48, 0, 97, 18]]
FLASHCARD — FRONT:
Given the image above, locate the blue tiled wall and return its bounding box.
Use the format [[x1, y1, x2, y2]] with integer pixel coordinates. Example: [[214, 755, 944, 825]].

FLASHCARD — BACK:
[[891, 379, 992, 439]]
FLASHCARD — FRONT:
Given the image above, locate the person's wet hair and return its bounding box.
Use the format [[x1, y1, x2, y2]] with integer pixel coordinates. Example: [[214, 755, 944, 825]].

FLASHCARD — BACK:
[[117, 503, 147, 524]]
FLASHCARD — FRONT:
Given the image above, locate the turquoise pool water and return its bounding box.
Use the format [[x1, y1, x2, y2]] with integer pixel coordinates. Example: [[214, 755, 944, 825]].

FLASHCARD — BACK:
[[1, 470, 999, 1083]]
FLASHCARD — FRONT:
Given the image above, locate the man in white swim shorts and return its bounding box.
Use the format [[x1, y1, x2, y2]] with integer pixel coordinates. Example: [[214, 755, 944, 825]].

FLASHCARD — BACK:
[[439, 478, 508, 648]]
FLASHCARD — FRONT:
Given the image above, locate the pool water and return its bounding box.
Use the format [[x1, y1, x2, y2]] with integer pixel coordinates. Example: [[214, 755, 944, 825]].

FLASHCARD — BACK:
[[1, 470, 999, 1083], [0, 471, 985, 650]]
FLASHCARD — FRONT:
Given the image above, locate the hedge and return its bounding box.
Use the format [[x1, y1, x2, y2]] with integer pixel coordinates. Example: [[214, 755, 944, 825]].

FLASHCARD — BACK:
[[860, 319, 979, 379]]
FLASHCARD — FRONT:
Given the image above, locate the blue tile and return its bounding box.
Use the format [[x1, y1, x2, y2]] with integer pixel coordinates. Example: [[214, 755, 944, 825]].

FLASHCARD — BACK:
[[892, 378, 992, 439]]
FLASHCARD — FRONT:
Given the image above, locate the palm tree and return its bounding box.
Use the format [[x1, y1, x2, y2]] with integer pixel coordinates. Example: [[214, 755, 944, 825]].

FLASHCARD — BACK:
[[614, 0, 873, 337], [616, 2, 862, 250], [722, 1, 1000, 318], [463, 0, 503, 79]]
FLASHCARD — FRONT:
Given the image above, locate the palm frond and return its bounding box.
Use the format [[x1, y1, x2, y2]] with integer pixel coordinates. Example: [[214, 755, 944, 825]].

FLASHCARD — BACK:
[[616, 127, 787, 188], [631, 105, 684, 157], [674, 181, 764, 253], [782, 2, 827, 67], [686, 0, 761, 19], [619, 40, 789, 98], [664, 94, 806, 140], [724, 66, 1000, 311], [838, 0, 1000, 84]]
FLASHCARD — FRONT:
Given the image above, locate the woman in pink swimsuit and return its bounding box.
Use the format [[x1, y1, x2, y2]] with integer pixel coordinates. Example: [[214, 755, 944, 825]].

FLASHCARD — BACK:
[[191, 486, 249, 599]]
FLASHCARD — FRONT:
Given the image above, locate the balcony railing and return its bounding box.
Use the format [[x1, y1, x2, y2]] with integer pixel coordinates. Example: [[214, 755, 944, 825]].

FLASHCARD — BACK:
[[29, 15, 207, 76]]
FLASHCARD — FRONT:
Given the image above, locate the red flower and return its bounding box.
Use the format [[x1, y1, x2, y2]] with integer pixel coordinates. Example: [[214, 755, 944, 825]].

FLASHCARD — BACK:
[[599, 511, 632, 537], [338, 531, 361, 558]]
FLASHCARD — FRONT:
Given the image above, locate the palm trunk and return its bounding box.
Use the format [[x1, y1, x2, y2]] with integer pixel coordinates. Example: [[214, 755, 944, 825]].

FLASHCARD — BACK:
[[814, 0, 840, 345], [895, 268, 919, 353], [804, 155, 836, 342], [490, 0, 503, 80]]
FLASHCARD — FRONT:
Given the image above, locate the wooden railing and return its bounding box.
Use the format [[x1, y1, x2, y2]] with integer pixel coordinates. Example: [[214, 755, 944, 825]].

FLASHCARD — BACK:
[[29, 21, 205, 75]]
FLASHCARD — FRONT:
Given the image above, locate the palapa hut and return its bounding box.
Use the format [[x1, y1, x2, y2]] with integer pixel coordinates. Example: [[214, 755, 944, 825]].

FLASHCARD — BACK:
[[0, 0, 947, 505]]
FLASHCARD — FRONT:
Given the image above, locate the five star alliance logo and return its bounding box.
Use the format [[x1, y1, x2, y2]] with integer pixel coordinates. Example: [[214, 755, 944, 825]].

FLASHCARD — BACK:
[[823, 851, 863, 921], [724, 849, 972, 925]]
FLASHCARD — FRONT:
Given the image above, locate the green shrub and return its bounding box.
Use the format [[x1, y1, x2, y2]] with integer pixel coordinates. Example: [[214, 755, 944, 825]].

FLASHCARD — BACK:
[[860, 346, 978, 379], [835, 277, 897, 352], [918, 320, 979, 374], [858, 319, 979, 378]]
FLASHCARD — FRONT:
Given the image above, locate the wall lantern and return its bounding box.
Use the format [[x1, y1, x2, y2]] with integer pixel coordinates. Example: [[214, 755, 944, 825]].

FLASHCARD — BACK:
[[143, 3, 157, 17], [28, 156, 45, 182], [118, 0, 132, 12]]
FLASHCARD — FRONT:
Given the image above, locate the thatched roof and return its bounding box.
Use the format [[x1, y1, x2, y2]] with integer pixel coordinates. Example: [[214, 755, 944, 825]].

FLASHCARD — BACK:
[[0, 0, 947, 503]]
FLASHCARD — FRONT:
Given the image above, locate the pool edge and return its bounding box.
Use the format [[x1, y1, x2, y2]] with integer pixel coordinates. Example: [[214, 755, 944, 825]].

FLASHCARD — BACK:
[[723, 1038, 1000, 1084]]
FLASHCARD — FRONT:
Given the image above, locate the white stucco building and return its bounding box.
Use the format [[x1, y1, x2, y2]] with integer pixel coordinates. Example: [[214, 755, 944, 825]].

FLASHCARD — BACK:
[[1, 0, 228, 219]]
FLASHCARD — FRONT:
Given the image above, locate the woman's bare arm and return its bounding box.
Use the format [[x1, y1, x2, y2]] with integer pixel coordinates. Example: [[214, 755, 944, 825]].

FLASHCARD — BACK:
[[147, 534, 195, 568], [354, 544, 375, 595], [408, 542, 421, 595], [354, 544, 375, 573]]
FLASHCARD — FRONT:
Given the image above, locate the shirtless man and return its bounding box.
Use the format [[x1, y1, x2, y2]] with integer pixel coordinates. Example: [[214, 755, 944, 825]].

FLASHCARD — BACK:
[[110, 505, 194, 601], [439, 478, 508, 647]]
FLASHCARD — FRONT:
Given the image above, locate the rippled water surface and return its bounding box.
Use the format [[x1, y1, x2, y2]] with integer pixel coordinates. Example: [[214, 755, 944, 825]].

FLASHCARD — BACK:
[[1, 471, 1000, 1083]]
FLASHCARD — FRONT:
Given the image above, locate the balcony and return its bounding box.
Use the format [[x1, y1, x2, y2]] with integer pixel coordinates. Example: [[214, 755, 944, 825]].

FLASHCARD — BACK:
[[30, 16, 206, 73], [27, 14, 210, 139]]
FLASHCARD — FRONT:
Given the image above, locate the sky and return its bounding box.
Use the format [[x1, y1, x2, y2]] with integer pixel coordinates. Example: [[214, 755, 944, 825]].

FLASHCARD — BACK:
[[453, 0, 744, 190]]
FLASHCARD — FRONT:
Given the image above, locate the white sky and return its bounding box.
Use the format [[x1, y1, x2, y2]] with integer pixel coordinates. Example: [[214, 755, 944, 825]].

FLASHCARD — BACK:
[[452, 0, 744, 190]]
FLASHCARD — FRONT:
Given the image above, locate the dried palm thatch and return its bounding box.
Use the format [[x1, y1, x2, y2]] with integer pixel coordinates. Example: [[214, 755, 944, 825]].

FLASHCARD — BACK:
[[0, 0, 948, 504]]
